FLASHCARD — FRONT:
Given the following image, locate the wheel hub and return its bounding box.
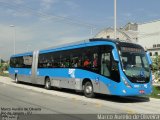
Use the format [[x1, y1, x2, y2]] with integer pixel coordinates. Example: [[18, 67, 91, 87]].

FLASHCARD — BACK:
[[46, 81, 50, 88], [86, 86, 92, 93]]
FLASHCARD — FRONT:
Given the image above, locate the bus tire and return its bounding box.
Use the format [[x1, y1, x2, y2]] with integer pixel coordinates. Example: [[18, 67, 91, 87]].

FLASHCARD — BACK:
[[84, 81, 95, 98], [15, 75, 19, 83], [45, 78, 51, 90]]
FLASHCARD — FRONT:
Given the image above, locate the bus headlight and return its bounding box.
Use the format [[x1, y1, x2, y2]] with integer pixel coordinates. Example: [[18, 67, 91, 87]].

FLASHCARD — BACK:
[[122, 77, 132, 88]]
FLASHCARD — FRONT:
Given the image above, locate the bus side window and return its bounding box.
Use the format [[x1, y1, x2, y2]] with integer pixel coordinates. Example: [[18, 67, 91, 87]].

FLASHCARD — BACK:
[[83, 58, 91, 68], [92, 53, 99, 73], [101, 53, 111, 77], [70, 49, 83, 68], [83, 48, 92, 68], [93, 53, 98, 68], [82, 46, 99, 72]]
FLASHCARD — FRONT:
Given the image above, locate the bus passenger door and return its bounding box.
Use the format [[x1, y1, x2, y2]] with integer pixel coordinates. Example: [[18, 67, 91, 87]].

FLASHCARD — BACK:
[[31, 50, 39, 84], [99, 49, 112, 94]]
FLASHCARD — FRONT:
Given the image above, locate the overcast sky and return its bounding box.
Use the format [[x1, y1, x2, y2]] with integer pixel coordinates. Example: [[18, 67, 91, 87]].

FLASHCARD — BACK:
[[0, 0, 160, 60]]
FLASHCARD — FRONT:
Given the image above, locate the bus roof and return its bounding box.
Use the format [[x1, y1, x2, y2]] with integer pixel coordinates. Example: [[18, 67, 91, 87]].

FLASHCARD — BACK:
[[11, 38, 142, 57], [39, 38, 120, 53], [11, 51, 33, 58], [40, 38, 141, 52], [41, 38, 123, 50]]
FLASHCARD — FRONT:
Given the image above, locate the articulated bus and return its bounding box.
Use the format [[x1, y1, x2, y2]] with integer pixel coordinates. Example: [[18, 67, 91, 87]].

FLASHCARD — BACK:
[[9, 38, 152, 98]]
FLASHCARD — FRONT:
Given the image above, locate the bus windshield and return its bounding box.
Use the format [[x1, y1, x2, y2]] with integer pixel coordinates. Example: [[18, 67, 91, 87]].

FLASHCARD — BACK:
[[120, 46, 150, 83]]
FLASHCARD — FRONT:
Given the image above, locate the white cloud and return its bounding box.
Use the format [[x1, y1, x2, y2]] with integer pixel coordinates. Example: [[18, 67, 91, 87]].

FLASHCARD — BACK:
[[0, 21, 90, 60], [135, 8, 145, 13], [40, 0, 58, 12], [0, 0, 89, 60], [64, 1, 79, 10], [123, 13, 132, 18], [0, 1, 32, 18], [0, 0, 24, 4], [0, 24, 36, 59], [14, 0, 24, 4], [12, 11, 32, 17]]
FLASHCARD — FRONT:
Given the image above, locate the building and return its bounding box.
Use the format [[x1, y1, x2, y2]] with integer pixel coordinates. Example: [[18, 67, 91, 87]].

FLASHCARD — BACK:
[[95, 27, 138, 43], [137, 20, 160, 57], [94, 20, 160, 57]]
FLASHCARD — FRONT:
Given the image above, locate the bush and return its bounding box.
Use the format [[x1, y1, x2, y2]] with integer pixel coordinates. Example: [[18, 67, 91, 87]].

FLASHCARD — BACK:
[[152, 55, 160, 72], [0, 62, 9, 73], [149, 86, 160, 99]]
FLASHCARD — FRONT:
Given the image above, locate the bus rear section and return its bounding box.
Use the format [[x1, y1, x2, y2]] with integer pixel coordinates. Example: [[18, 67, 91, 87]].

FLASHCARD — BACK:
[[9, 52, 34, 83]]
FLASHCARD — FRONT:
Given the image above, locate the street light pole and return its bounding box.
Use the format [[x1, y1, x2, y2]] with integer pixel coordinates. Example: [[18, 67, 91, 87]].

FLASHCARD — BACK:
[[114, 0, 117, 39], [10, 25, 16, 55], [90, 27, 96, 38], [90, 28, 93, 37]]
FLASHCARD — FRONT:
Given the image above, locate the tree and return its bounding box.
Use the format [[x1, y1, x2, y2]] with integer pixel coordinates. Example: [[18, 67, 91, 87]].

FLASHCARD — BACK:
[[152, 55, 160, 72], [152, 55, 160, 81], [1, 59, 5, 63], [0, 60, 9, 72]]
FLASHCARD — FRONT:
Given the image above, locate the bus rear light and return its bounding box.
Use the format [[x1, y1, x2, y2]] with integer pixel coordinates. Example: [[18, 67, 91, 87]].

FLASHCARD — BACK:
[[139, 90, 145, 94]]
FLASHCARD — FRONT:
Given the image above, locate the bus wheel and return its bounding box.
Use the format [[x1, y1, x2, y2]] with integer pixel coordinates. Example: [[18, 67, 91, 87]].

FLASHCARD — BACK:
[[45, 78, 51, 90], [84, 81, 95, 98], [15, 75, 19, 83]]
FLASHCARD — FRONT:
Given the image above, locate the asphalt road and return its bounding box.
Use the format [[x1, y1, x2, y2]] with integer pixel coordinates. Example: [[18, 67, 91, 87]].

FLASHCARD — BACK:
[[0, 83, 123, 120], [0, 76, 160, 120]]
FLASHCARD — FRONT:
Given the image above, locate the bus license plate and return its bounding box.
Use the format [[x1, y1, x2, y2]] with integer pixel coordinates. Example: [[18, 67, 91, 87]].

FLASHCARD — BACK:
[[139, 90, 145, 94]]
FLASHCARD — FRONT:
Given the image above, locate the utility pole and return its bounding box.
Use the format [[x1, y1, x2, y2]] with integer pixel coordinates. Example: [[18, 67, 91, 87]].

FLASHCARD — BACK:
[[114, 0, 117, 39], [90, 27, 96, 38], [90, 28, 93, 36], [10, 25, 16, 55]]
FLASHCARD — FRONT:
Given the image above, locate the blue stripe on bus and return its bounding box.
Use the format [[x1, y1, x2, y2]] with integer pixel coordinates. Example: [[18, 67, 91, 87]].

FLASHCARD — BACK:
[[39, 41, 116, 54], [11, 52, 33, 58], [37, 68, 152, 96], [9, 67, 31, 76]]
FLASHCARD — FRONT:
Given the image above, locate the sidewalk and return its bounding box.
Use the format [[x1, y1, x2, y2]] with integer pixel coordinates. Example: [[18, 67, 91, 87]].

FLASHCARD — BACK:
[[153, 83, 160, 86], [0, 76, 104, 104]]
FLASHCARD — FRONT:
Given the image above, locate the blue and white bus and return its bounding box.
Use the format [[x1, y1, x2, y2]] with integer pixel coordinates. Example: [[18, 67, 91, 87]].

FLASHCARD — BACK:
[[9, 38, 152, 97]]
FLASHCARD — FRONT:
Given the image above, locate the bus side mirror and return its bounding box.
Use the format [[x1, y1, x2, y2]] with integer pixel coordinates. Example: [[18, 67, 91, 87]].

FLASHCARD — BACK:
[[146, 51, 152, 65], [112, 49, 119, 62]]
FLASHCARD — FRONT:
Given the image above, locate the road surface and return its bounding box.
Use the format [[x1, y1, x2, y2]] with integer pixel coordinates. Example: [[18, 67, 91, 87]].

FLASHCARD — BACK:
[[0, 76, 160, 120]]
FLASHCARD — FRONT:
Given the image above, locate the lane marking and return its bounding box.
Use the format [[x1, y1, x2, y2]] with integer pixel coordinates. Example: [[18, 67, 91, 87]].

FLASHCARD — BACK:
[[95, 102, 102, 108], [124, 109, 137, 114]]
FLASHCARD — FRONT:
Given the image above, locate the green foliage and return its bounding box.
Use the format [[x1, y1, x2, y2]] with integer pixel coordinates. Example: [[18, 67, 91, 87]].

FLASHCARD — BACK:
[[0, 72, 9, 77], [0, 60, 9, 74], [1, 59, 5, 63], [149, 86, 160, 99], [152, 55, 160, 72], [0, 61, 9, 77]]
